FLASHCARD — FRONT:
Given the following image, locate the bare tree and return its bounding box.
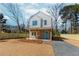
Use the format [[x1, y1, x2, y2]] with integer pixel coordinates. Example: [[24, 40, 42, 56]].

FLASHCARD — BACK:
[[47, 3, 64, 32], [1, 3, 25, 32]]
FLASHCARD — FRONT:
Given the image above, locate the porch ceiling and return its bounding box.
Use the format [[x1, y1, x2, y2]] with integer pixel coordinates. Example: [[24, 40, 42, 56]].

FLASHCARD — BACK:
[[29, 28, 52, 31]]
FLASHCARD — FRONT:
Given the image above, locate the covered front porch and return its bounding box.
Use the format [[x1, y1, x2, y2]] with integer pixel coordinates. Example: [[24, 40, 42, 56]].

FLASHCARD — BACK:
[[29, 29, 52, 40]]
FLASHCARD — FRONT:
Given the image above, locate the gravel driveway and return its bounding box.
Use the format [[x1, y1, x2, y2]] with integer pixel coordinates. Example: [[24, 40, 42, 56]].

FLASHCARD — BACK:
[[53, 41, 79, 56]]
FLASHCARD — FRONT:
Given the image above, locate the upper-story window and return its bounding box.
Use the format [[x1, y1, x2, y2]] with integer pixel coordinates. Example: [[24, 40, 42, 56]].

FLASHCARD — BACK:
[[32, 20, 37, 26], [44, 20, 47, 25]]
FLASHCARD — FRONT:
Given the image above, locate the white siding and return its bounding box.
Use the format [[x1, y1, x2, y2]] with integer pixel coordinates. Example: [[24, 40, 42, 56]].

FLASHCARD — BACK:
[[29, 15, 41, 28], [29, 11, 52, 29], [42, 17, 52, 28]]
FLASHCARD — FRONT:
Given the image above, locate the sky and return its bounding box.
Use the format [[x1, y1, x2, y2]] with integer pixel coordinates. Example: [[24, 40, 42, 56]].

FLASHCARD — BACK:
[[0, 3, 71, 30], [0, 3, 53, 26]]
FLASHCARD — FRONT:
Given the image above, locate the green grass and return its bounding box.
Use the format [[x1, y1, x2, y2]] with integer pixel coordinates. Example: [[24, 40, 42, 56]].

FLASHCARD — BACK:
[[0, 33, 27, 40]]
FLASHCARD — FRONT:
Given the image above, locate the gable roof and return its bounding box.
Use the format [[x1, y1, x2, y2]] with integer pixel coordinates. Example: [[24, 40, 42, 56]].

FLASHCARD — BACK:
[[29, 11, 52, 20]]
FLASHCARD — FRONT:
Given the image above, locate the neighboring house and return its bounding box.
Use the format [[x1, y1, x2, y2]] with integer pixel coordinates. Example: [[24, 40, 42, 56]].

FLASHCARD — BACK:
[[28, 11, 53, 40]]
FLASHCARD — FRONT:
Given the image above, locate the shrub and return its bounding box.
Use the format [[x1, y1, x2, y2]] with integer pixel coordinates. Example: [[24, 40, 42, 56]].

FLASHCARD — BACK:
[[52, 30, 60, 37], [0, 33, 27, 40]]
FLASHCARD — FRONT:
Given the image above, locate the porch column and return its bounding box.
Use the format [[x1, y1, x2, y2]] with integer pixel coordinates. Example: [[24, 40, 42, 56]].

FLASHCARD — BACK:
[[29, 30, 31, 38], [50, 32, 52, 40]]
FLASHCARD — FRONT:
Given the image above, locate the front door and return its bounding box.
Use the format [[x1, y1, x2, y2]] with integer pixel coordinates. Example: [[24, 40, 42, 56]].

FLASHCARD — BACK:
[[43, 31, 49, 39], [31, 32, 36, 39]]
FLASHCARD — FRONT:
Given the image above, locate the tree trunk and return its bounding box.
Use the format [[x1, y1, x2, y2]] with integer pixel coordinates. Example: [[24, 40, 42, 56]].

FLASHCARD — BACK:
[[71, 20, 72, 33], [55, 19, 58, 31], [73, 13, 77, 33], [16, 19, 21, 33], [65, 22, 67, 33]]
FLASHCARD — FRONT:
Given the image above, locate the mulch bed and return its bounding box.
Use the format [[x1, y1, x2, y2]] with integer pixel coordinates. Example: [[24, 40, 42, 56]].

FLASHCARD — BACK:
[[19, 39, 43, 44], [0, 40, 8, 42]]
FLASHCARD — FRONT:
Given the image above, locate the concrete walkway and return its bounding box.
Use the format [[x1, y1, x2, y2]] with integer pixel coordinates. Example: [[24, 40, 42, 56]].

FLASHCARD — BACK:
[[53, 41, 79, 56]]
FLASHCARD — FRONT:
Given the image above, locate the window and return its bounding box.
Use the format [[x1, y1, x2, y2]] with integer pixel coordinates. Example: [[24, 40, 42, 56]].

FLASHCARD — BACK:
[[32, 20, 37, 26], [44, 20, 47, 25]]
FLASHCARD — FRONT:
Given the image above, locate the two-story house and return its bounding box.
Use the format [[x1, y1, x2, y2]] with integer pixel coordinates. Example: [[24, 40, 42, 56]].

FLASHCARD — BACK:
[[28, 11, 53, 40]]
